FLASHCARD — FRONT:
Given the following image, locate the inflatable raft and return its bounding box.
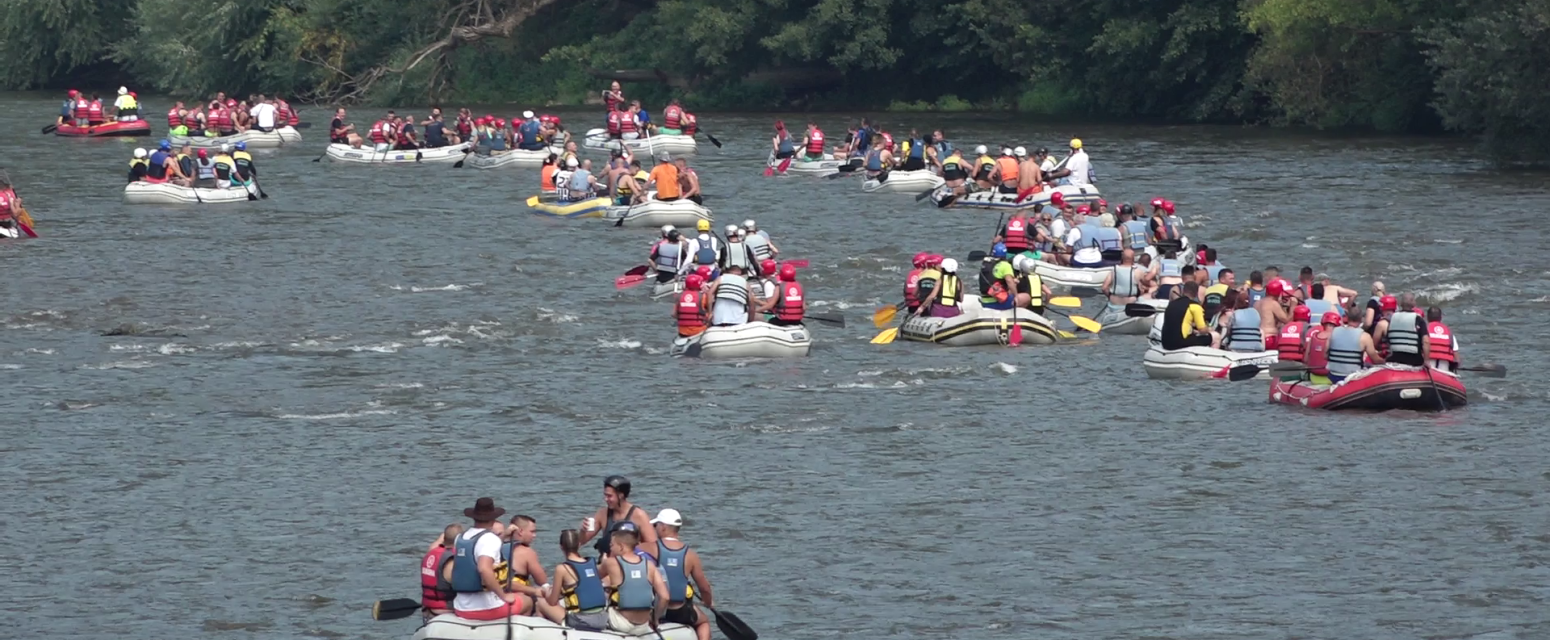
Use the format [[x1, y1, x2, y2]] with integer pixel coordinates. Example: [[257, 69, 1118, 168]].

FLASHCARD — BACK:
[[861, 170, 944, 194], [650, 278, 683, 300], [54, 120, 152, 137], [603, 195, 712, 228], [465, 145, 565, 169], [1033, 262, 1112, 290], [170, 126, 302, 149], [412, 614, 694, 640], [900, 304, 1058, 346], [529, 197, 609, 219], [122, 182, 254, 205], [769, 153, 840, 176], [930, 184, 1103, 210], [671, 322, 812, 359], [1269, 365, 1467, 411], [1143, 344, 1278, 380], [325, 143, 470, 164], [583, 129, 697, 156], [1097, 298, 1164, 335]]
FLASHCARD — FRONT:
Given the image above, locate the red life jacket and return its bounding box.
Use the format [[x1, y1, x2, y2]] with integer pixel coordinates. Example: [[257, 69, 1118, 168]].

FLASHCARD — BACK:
[[682, 114, 697, 135], [183, 111, 200, 128], [73, 99, 90, 120], [87, 100, 104, 121], [1427, 321, 1457, 363], [1277, 321, 1308, 362], [456, 117, 473, 137], [0, 188, 15, 218], [369, 120, 389, 144], [283, 101, 299, 126], [276, 102, 294, 126], [664, 106, 682, 129], [776, 282, 805, 322], [210, 107, 230, 130], [419, 547, 455, 611], [607, 110, 622, 135], [806, 129, 825, 155], [167, 108, 183, 128], [903, 268, 923, 307], [396, 126, 413, 146], [1303, 327, 1332, 375], [619, 113, 638, 134], [676, 291, 705, 332], [1003, 217, 1030, 252], [604, 92, 621, 113], [880, 132, 894, 151]]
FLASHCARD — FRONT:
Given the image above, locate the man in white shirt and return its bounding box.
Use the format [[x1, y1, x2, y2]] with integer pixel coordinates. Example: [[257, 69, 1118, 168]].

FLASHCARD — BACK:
[[1047, 138, 1092, 186], [450, 498, 533, 620], [249, 96, 278, 132]]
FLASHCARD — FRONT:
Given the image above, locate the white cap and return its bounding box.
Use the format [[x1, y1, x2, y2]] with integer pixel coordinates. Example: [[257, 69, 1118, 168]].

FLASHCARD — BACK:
[[1001, 147, 1013, 156], [523, 110, 535, 119], [566, 157, 578, 168], [650, 508, 682, 527], [118, 86, 128, 95], [1014, 146, 1027, 157], [975, 145, 988, 154], [133, 148, 147, 158], [743, 219, 756, 230], [941, 258, 958, 273]]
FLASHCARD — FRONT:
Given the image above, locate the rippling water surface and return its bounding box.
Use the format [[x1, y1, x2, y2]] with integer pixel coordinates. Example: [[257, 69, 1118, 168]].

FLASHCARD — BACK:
[[4, 93, 1549, 640]]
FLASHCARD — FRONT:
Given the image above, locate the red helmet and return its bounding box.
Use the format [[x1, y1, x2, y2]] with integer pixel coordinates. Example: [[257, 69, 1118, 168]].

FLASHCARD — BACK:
[[1266, 278, 1287, 297], [779, 263, 797, 282], [1077, 205, 1090, 214], [695, 265, 714, 279], [1050, 192, 1065, 205], [68, 89, 79, 96], [196, 148, 208, 158], [926, 254, 943, 267], [760, 259, 777, 275], [1379, 295, 1398, 311], [685, 274, 705, 291], [495, 119, 506, 128], [1162, 200, 1176, 214], [1292, 305, 1311, 321], [1097, 198, 1108, 207], [1151, 197, 1165, 208], [1321, 311, 1342, 326], [912, 252, 930, 268], [225, 99, 237, 107], [485, 113, 494, 120]]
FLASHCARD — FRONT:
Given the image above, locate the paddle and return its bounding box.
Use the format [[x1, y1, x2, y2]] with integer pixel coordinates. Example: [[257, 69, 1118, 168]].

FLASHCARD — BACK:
[[872, 302, 904, 328], [42, 123, 58, 134], [1260, 360, 1506, 380], [703, 605, 757, 640], [806, 312, 845, 328], [453, 157, 465, 169], [622, 265, 651, 277], [1460, 364, 1508, 377], [762, 156, 775, 178], [1044, 307, 1101, 333], [1009, 319, 1022, 346], [294, 122, 313, 129], [371, 598, 421, 621], [783, 259, 809, 268], [703, 131, 722, 148], [1124, 302, 1164, 317], [870, 326, 900, 344], [1047, 296, 1082, 308], [776, 156, 792, 174], [525, 195, 541, 207], [615, 275, 648, 290], [242, 179, 259, 201], [914, 185, 944, 202], [311, 148, 328, 162], [966, 250, 987, 263], [1227, 364, 1267, 382], [15, 205, 38, 237]]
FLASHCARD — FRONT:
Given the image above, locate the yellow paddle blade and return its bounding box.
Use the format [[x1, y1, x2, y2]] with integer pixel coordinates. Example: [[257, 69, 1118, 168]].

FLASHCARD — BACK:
[[870, 327, 899, 344], [525, 195, 540, 207], [1068, 314, 1102, 333], [1058, 330, 1077, 339], [872, 305, 898, 328], [1047, 296, 1082, 308], [16, 205, 35, 228]]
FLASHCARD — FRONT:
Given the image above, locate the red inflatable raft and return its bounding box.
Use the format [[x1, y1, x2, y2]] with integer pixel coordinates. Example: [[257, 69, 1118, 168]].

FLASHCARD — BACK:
[[54, 121, 152, 137], [1269, 365, 1467, 411]]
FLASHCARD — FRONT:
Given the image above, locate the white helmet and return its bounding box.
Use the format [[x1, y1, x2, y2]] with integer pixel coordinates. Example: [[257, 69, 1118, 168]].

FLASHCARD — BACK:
[[974, 145, 988, 155], [118, 86, 128, 95], [565, 157, 579, 168], [522, 110, 535, 119], [133, 148, 147, 158], [220, 143, 232, 153], [725, 224, 740, 236], [660, 224, 675, 237], [941, 258, 959, 273], [1001, 147, 1014, 156], [743, 219, 757, 230], [1014, 255, 1036, 272], [1014, 146, 1027, 157]]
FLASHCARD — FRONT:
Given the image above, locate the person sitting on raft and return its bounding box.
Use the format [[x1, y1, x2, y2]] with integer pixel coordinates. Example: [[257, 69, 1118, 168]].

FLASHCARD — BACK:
[[914, 258, 964, 318], [516, 111, 547, 151], [127, 148, 150, 183], [1160, 282, 1216, 349]]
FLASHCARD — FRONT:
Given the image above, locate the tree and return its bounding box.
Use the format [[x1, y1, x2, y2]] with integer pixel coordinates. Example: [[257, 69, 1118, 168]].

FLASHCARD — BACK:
[[1422, 0, 1550, 165]]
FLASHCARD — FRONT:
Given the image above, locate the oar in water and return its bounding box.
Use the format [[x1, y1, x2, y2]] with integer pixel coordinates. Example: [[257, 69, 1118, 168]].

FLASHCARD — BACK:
[[806, 312, 845, 328], [452, 157, 466, 169], [615, 265, 653, 289], [870, 326, 900, 344], [702, 131, 722, 148], [1125, 302, 1163, 317], [1248, 361, 1507, 381], [1046, 296, 1082, 308], [371, 598, 421, 621], [872, 302, 904, 328], [1044, 307, 1101, 333], [966, 250, 987, 263], [783, 259, 809, 268], [1009, 318, 1022, 346], [41, 123, 58, 134], [703, 605, 756, 640]]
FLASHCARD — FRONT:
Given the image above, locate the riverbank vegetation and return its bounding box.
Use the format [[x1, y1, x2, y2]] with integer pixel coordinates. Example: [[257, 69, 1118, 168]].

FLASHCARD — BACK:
[[3, 0, 1546, 163]]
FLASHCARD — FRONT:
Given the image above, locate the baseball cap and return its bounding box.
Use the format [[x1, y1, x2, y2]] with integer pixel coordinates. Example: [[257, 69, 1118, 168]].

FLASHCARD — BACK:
[[650, 509, 683, 527]]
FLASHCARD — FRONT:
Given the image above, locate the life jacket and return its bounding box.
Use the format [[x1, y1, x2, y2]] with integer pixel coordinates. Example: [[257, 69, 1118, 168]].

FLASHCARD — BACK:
[[1386, 311, 1424, 355], [1120, 220, 1149, 249], [1002, 216, 1030, 252], [562, 558, 608, 612], [973, 155, 996, 181], [183, 111, 201, 128], [456, 117, 473, 137], [614, 556, 654, 610], [880, 132, 894, 151], [606, 110, 623, 135], [903, 268, 923, 307], [653, 240, 683, 273], [210, 107, 231, 131], [278, 100, 298, 126], [941, 153, 967, 181], [419, 547, 456, 611], [369, 120, 389, 144], [619, 113, 638, 135], [195, 157, 216, 179], [663, 106, 682, 129], [167, 107, 183, 128], [212, 154, 236, 181], [978, 259, 1004, 298], [806, 129, 825, 155], [776, 133, 794, 155], [1426, 321, 1457, 363], [864, 149, 883, 172], [449, 529, 493, 593], [1304, 326, 1332, 375], [1277, 321, 1308, 362], [1326, 326, 1366, 377], [395, 126, 414, 147], [996, 157, 1019, 183], [1111, 265, 1141, 298], [540, 164, 557, 191], [176, 153, 194, 179], [146, 153, 169, 180], [604, 91, 622, 113], [907, 138, 924, 160], [87, 100, 104, 121], [681, 113, 697, 135], [776, 282, 805, 322], [0, 189, 14, 218], [677, 291, 705, 332], [232, 151, 255, 178], [693, 235, 718, 265], [518, 120, 542, 147], [1228, 308, 1263, 352], [74, 98, 90, 120], [936, 274, 960, 307], [1158, 258, 1183, 279], [1154, 215, 1180, 241]]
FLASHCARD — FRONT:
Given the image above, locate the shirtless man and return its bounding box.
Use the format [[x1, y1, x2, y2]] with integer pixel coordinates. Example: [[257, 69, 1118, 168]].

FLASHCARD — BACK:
[[501, 515, 564, 622], [1015, 147, 1044, 199], [1257, 278, 1295, 350], [578, 475, 657, 560]]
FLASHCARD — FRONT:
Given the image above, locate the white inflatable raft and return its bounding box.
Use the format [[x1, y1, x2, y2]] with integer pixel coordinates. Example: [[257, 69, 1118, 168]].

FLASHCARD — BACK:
[[861, 170, 944, 193], [1143, 344, 1278, 380], [603, 195, 711, 228], [1033, 262, 1113, 290], [930, 183, 1103, 210], [464, 145, 563, 169], [671, 322, 811, 359], [122, 182, 253, 205], [650, 278, 684, 300], [583, 129, 697, 156], [412, 614, 694, 640], [1097, 298, 1165, 335], [899, 303, 1058, 346], [325, 143, 470, 164], [169, 126, 302, 149], [768, 153, 840, 176]]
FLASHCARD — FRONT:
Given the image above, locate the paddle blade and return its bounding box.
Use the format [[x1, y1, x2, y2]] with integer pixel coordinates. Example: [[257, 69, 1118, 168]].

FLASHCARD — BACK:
[[1048, 296, 1082, 308], [615, 275, 648, 290], [705, 132, 723, 148], [17, 221, 38, 238], [1462, 364, 1507, 378], [1124, 303, 1161, 317], [783, 259, 809, 268], [42, 124, 58, 134], [1057, 330, 1077, 339], [525, 196, 540, 207], [776, 157, 792, 174], [624, 265, 651, 277], [372, 598, 421, 621], [1068, 314, 1102, 333], [763, 165, 774, 177], [711, 608, 757, 640], [453, 159, 465, 168], [808, 312, 845, 328], [870, 327, 899, 344], [966, 251, 987, 263], [1227, 364, 1264, 382], [1009, 321, 1022, 346], [17, 206, 36, 229], [872, 305, 898, 328]]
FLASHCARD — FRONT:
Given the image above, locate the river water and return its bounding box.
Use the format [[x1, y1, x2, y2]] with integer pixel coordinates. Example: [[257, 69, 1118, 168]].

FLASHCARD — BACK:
[[4, 93, 1549, 640]]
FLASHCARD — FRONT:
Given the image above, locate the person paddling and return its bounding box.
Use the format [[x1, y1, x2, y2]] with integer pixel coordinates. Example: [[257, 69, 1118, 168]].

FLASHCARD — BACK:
[[1425, 307, 1459, 373], [652, 509, 715, 640]]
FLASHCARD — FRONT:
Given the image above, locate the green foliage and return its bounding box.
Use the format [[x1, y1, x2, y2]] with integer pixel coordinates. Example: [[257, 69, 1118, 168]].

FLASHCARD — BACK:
[[1421, 0, 1550, 165], [0, 0, 134, 88]]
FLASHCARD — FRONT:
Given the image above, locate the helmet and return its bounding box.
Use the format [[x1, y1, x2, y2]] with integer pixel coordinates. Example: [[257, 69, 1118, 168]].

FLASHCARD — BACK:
[[695, 265, 713, 279], [226, 99, 237, 107], [666, 230, 681, 242], [1321, 311, 1342, 326], [974, 145, 987, 155], [118, 86, 128, 95], [495, 118, 506, 128], [724, 224, 740, 236], [234, 141, 246, 151], [1151, 197, 1165, 208], [1001, 147, 1014, 156], [779, 263, 797, 282], [1012, 254, 1031, 272], [1014, 146, 1027, 157], [603, 475, 631, 498], [158, 139, 171, 151], [925, 254, 943, 267], [1379, 295, 1398, 311], [68, 89, 78, 96], [1070, 138, 1082, 149], [743, 219, 757, 230], [1050, 192, 1065, 206], [133, 148, 147, 158], [1162, 200, 1176, 214], [760, 259, 777, 275], [1119, 203, 1134, 215], [1293, 305, 1311, 321], [912, 252, 930, 268], [565, 157, 578, 168], [941, 258, 958, 273], [1077, 205, 1090, 214], [1097, 199, 1108, 207], [220, 143, 232, 153], [696, 219, 710, 232], [196, 148, 208, 158], [685, 274, 705, 291], [522, 110, 535, 119], [1266, 279, 1287, 297], [991, 243, 1007, 258], [660, 224, 675, 237]]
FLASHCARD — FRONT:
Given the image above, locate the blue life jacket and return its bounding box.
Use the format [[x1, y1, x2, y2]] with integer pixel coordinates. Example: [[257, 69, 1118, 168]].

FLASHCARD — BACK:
[[657, 542, 692, 605], [450, 530, 493, 593], [908, 138, 924, 160], [777, 134, 794, 155], [1121, 220, 1149, 249], [1204, 265, 1227, 285], [694, 236, 717, 265], [518, 120, 543, 149], [1228, 308, 1263, 352], [1304, 298, 1337, 318], [614, 556, 654, 610], [865, 149, 883, 171], [564, 558, 608, 612]]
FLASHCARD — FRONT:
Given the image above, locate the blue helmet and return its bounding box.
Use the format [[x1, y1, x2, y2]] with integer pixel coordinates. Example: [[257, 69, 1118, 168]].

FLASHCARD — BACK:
[[991, 242, 1007, 258], [158, 139, 171, 151], [234, 141, 247, 151]]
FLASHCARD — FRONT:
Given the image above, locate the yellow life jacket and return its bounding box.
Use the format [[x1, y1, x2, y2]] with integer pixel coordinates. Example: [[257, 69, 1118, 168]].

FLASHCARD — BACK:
[[1025, 273, 1044, 307], [939, 274, 960, 306]]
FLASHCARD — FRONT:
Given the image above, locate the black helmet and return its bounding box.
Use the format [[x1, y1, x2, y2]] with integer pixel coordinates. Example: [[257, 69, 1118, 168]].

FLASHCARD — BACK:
[[667, 230, 681, 241], [604, 475, 632, 498], [1119, 203, 1134, 216]]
